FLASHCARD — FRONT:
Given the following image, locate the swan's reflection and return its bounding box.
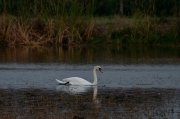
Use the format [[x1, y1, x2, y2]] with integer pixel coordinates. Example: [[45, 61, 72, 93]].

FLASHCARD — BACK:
[[56, 85, 92, 94], [92, 86, 100, 105], [56, 85, 100, 104]]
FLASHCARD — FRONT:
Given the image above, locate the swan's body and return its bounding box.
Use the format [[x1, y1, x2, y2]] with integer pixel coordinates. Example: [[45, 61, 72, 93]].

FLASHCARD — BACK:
[[55, 66, 103, 85]]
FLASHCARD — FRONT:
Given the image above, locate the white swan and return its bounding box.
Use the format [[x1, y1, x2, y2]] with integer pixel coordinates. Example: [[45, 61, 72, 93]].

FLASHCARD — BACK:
[[55, 66, 103, 85]]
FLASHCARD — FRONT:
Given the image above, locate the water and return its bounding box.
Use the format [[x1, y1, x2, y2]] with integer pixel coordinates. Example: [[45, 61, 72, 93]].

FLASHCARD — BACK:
[[0, 64, 180, 89], [0, 45, 180, 118]]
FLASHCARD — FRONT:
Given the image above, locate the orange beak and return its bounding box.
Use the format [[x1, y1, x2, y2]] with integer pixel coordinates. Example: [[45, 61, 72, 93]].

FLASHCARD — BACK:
[[99, 68, 103, 73]]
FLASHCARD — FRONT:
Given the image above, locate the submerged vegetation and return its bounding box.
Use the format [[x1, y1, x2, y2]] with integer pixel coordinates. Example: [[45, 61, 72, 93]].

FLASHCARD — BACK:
[[0, 88, 178, 118], [0, 0, 180, 45]]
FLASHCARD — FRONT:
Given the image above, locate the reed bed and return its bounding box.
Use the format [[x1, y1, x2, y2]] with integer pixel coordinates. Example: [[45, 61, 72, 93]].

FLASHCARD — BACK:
[[1, 16, 179, 45], [0, 16, 96, 45], [111, 16, 180, 44], [0, 0, 179, 45], [0, 0, 96, 45]]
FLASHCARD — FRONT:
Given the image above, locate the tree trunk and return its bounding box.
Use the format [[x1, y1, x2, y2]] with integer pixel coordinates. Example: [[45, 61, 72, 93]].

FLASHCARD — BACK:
[[120, 0, 124, 17]]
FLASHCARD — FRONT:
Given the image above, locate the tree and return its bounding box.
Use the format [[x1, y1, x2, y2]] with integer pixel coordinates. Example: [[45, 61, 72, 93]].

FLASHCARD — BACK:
[[120, 0, 123, 16]]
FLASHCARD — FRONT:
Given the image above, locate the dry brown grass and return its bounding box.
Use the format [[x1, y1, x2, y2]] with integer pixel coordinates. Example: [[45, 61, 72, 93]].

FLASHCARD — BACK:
[[0, 15, 96, 45], [0, 15, 180, 45]]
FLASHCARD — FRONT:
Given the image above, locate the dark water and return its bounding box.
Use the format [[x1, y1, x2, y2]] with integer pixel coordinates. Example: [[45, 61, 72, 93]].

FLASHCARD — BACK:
[[0, 45, 180, 118]]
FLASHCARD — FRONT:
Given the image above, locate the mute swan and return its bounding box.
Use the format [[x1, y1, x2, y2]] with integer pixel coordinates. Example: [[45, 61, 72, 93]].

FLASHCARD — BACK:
[[55, 66, 103, 85]]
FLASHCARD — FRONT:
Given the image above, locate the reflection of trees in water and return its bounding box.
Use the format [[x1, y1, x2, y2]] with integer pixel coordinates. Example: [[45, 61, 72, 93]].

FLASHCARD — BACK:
[[0, 88, 179, 118], [0, 46, 180, 64]]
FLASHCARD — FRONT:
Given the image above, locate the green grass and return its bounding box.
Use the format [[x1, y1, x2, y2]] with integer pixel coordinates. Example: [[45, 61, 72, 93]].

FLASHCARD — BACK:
[[110, 16, 180, 45]]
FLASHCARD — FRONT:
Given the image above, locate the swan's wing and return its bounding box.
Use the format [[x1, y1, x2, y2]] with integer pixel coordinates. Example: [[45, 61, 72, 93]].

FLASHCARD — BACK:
[[56, 79, 68, 84], [62, 77, 92, 85]]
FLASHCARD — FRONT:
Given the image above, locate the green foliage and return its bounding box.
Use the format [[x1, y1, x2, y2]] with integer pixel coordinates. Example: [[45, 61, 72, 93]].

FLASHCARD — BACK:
[[0, 0, 179, 45], [0, 0, 179, 17], [111, 17, 180, 45], [92, 0, 180, 17], [0, 0, 95, 17]]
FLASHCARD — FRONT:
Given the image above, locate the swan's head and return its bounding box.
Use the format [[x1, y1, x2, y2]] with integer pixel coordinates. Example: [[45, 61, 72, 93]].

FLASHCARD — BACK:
[[96, 66, 103, 73]]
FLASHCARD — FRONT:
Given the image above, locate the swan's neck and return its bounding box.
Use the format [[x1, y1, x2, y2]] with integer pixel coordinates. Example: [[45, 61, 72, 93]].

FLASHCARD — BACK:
[[93, 67, 97, 85]]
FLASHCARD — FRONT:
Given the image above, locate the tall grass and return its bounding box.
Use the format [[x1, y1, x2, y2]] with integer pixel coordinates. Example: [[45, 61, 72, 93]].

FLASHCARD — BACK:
[[0, 0, 95, 45], [95, 0, 179, 45], [111, 16, 180, 45], [0, 0, 179, 45], [110, 0, 180, 45]]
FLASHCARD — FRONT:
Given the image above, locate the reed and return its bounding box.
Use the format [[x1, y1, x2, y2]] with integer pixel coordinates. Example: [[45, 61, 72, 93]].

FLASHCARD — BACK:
[[110, 16, 180, 45], [0, 0, 179, 45], [110, 0, 180, 45], [0, 0, 95, 45]]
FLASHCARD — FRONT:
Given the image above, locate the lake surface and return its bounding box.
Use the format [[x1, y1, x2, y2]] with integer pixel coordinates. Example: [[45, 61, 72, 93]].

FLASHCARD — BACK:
[[0, 45, 180, 118]]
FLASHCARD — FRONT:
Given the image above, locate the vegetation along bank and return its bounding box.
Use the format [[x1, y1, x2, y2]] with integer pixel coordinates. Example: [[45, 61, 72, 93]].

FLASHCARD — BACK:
[[0, 0, 180, 45]]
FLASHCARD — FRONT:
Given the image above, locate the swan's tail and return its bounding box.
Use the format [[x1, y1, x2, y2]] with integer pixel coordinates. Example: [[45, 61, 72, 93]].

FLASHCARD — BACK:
[[55, 79, 67, 85]]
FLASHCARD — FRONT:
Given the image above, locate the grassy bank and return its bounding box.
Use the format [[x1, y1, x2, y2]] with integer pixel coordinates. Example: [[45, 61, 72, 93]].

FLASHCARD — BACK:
[[0, 14, 95, 45], [110, 16, 180, 45], [0, 15, 180, 45], [0, 0, 95, 45], [0, 0, 179, 45]]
